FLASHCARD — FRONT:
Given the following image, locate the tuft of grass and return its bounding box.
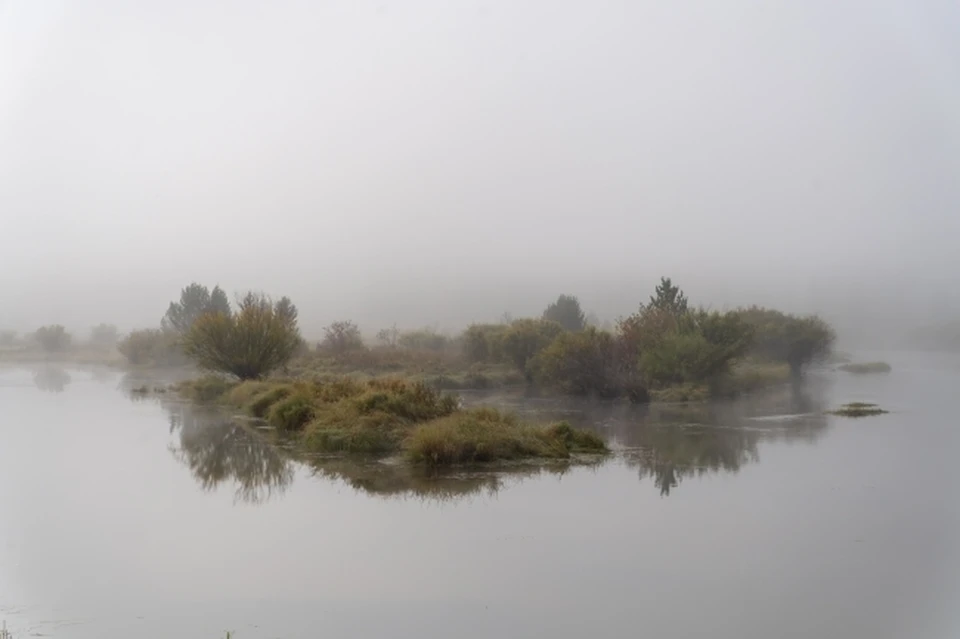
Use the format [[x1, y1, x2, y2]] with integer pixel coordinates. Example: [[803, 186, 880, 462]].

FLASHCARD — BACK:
[[837, 361, 892, 374], [406, 408, 607, 468], [268, 393, 316, 432], [828, 402, 889, 417], [226, 380, 274, 406], [246, 385, 294, 417]]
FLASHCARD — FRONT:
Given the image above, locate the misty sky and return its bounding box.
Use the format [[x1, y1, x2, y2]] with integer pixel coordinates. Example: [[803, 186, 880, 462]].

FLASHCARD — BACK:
[[1, 1, 959, 339]]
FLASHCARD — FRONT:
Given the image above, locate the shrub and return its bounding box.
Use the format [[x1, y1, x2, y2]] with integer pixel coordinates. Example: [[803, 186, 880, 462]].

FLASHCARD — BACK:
[[737, 307, 835, 377], [319, 320, 365, 355], [542, 294, 586, 332], [33, 325, 71, 352], [500, 319, 563, 374], [397, 329, 451, 352], [182, 292, 303, 380], [617, 300, 752, 391], [89, 323, 119, 348], [0, 330, 17, 347], [117, 329, 186, 366], [532, 327, 622, 397], [462, 323, 508, 364]]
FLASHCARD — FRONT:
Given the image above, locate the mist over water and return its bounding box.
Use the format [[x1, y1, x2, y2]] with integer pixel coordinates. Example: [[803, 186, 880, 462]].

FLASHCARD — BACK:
[[2, 1, 960, 341], [2, 2, 960, 638]]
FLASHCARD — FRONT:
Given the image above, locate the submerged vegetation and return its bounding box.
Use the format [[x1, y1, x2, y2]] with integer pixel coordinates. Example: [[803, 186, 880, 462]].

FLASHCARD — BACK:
[[828, 402, 889, 417], [176, 376, 607, 468], [837, 361, 892, 374]]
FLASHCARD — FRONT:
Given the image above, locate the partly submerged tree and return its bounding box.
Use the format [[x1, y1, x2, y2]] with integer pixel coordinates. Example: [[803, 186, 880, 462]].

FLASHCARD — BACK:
[[162, 283, 231, 336], [648, 277, 688, 316], [182, 292, 303, 380], [737, 307, 835, 377], [34, 325, 71, 352], [542, 294, 586, 332]]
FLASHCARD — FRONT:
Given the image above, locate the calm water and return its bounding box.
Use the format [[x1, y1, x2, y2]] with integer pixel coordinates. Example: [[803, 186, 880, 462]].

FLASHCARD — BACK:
[[1, 354, 958, 638]]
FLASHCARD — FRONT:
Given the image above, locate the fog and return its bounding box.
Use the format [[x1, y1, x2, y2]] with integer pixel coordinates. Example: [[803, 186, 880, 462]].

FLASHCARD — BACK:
[[2, 1, 959, 344]]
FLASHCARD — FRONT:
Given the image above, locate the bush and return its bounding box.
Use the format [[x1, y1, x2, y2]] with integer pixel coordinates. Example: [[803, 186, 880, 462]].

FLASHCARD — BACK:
[[617, 301, 752, 391], [319, 320, 365, 355], [531, 327, 622, 397], [397, 329, 452, 352], [737, 307, 835, 377], [182, 292, 303, 380], [500, 319, 563, 374], [34, 325, 71, 352], [89, 323, 119, 348], [462, 323, 508, 364], [542, 294, 586, 332], [117, 329, 186, 366]]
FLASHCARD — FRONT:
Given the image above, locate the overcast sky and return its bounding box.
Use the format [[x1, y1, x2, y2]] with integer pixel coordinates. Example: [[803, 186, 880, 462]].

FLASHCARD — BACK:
[[1, 0, 959, 339]]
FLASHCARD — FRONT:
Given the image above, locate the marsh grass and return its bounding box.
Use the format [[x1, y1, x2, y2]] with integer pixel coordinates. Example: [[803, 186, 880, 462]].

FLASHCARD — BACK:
[[837, 362, 892, 374], [828, 402, 889, 417], [176, 374, 608, 467], [406, 408, 606, 468]]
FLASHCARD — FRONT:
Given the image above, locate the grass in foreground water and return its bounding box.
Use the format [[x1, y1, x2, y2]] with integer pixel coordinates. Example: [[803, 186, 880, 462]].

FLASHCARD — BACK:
[[828, 402, 889, 417], [176, 375, 608, 467], [837, 361, 892, 374]]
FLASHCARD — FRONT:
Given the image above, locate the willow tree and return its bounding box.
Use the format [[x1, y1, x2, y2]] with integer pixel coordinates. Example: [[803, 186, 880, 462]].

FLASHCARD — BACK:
[[182, 293, 302, 380]]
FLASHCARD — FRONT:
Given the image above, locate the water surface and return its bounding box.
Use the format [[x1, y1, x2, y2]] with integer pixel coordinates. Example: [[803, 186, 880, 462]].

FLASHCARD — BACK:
[[0, 354, 957, 638]]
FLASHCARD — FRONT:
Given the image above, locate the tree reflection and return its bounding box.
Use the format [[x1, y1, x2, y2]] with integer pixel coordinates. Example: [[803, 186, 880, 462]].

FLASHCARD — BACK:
[[618, 389, 829, 496], [465, 385, 829, 497], [33, 366, 71, 393], [162, 399, 295, 504]]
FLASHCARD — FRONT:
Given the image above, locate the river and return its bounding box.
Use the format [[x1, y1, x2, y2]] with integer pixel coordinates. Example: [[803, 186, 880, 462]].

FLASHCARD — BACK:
[[0, 353, 958, 638]]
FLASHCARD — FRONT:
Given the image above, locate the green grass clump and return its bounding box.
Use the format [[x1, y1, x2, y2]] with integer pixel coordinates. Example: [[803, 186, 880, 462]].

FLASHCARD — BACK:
[[226, 380, 274, 406], [828, 402, 889, 417], [268, 393, 316, 432], [246, 385, 294, 417], [405, 408, 607, 468], [837, 362, 892, 374]]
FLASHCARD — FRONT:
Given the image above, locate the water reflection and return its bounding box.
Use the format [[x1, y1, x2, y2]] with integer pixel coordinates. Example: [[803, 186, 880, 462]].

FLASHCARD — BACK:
[[305, 457, 593, 502], [162, 398, 295, 504], [150, 381, 832, 501], [465, 386, 830, 496], [33, 366, 71, 393]]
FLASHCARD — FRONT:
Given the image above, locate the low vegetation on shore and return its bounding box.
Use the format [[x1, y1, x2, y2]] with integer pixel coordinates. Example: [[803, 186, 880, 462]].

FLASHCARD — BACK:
[[837, 361, 892, 374], [4, 277, 836, 405], [828, 402, 889, 417], [176, 376, 607, 468]]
